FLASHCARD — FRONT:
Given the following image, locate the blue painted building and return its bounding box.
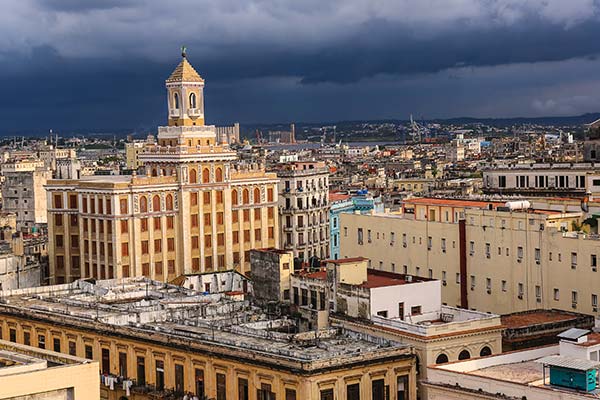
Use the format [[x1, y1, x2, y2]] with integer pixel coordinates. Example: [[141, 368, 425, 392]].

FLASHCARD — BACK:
[[329, 191, 384, 259]]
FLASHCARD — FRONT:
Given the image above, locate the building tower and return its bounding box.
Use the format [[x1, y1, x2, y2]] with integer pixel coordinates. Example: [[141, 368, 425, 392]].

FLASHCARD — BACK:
[[46, 51, 280, 284], [166, 47, 206, 128]]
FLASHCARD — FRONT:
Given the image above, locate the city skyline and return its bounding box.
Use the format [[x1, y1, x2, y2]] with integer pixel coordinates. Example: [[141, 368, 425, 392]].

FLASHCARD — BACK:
[[3, 1, 600, 133]]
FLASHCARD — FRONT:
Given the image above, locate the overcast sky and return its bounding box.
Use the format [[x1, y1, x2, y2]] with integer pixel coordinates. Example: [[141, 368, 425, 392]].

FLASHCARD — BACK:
[[3, 0, 600, 133]]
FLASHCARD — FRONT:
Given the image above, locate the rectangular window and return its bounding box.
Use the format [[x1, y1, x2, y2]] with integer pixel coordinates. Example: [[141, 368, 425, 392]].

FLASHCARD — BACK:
[[320, 389, 334, 400], [137, 356, 146, 386], [285, 388, 297, 400], [571, 252, 578, 269], [358, 228, 363, 245], [175, 364, 184, 394], [53, 337, 61, 353], [120, 220, 129, 233], [572, 291, 578, 305], [517, 246, 523, 260], [554, 288, 560, 301], [216, 373, 227, 400], [119, 352, 127, 377], [347, 383, 360, 400], [411, 305, 422, 315], [469, 241, 474, 255], [238, 378, 249, 400], [68, 341, 76, 356], [592, 254, 598, 270], [195, 369, 205, 398], [501, 280, 507, 292], [371, 379, 386, 400], [23, 331, 30, 346], [101, 348, 110, 374], [155, 360, 165, 390], [518, 283, 524, 297], [85, 345, 93, 360], [38, 334, 45, 349], [593, 294, 598, 308], [9, 328, 16, 343]]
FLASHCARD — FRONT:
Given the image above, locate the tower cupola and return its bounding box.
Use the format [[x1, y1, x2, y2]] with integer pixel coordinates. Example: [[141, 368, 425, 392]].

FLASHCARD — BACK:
[[166, 47, 205, 126]]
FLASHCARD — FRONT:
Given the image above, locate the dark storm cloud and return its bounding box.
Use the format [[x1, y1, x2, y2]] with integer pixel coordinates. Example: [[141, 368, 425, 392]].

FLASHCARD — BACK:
[[37, 0, 139, 12], [2, 0, 600, 132]]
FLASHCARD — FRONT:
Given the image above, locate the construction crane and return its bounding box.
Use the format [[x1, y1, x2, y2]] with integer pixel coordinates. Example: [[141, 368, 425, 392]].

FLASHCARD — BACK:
[[409, 114, 429, 143]]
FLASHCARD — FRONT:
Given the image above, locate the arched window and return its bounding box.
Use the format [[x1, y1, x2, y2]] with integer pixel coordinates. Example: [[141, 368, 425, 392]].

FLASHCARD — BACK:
[[458, 350, 471, 360], [435, 353, 449, 364], [189, 93, 197, 109], [253, 188, 260, 204], [242, 189, 249, 204], [215, 167, 223, 182], [232, 189, 238, 206], [152, 195, 160, 211], [480, 346, 492, 357], [140, 196, 148, 213], [173, 93, 180, 109], [202, 168, 210, 183], [189, 168, 197, 184], [166, 194, 173, 210]]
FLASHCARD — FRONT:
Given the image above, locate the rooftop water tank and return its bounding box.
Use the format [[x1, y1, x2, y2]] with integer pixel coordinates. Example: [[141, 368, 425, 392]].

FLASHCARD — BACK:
[[504, 200, 531, 211]]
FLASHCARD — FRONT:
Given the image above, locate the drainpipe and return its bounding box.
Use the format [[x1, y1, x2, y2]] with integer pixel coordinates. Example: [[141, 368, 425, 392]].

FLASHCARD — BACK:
[[459, 219, 468, 309]]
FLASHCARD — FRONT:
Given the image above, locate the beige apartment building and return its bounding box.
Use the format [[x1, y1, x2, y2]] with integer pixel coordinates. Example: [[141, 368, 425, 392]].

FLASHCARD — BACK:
[[45, 53, 279, 284], [339, 197, 600, 317], [0, 339, 99, 399], [0, 278, 416, 400]]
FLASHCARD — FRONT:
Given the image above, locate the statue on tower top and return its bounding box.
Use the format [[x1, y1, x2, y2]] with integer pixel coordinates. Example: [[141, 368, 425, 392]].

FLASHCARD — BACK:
[[181, 46, 187, 58]]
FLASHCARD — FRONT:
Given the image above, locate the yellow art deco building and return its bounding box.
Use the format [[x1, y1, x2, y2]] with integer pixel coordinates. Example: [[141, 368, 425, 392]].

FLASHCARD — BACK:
[[46, 52, 279, 284]]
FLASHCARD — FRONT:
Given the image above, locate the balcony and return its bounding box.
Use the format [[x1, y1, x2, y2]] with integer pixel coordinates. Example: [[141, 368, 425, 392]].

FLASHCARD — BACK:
[[169, 108, 180, 118], [188, 108, 202, 117]]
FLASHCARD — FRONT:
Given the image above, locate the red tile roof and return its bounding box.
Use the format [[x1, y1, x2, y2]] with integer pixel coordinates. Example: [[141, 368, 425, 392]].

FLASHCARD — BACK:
[[327, 257, 369, 264], [329, 192, 351, 202], [501, 310, 577, 329]]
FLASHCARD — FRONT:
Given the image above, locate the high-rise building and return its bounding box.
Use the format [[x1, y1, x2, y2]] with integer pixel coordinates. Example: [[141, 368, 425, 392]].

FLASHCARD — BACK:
[[277, 161, 330, 265], [45, 52, 279, 284]]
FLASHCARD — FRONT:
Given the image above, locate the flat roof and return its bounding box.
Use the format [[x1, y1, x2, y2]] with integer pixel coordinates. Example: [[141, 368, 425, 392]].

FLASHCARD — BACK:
[[470, 360, 543, 384], [402, 198, 504, 208], [0, 278, 410, 371], [502, 310, 582, 329]]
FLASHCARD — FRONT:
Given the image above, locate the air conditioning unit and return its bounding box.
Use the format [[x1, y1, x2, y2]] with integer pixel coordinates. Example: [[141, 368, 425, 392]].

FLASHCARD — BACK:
[[442, 281, 447, 286], [536, 260, 540, 265], [487, 289, 491, 294], [536, 298, 541, 303], [442, 249, 446, 253], [486, 254, 490, 259], [572, 302, 578, 309], [470, 286, 475, 291], [593, 307, 598, 312], [594, 267, 598, 272], [518, 294, 523, 299], [403, 243, 407, 248], [517, 258, 522, 263]]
